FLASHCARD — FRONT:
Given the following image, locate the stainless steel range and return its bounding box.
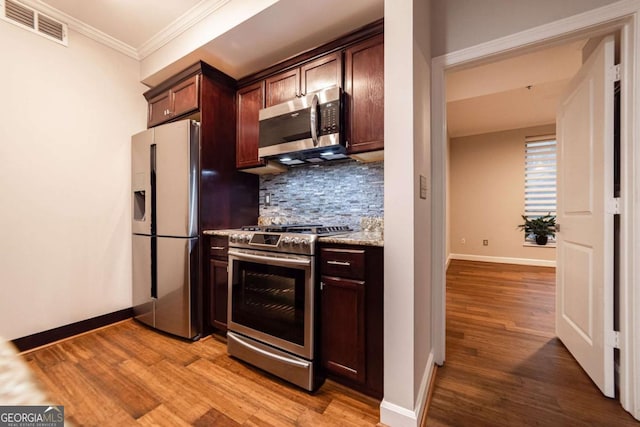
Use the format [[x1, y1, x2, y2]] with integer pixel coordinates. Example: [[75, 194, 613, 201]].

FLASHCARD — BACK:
[[226, 224, 350, 391]]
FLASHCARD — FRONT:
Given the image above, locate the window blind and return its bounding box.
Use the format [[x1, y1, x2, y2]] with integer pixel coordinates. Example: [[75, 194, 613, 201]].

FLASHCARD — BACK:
[[525, 136, 557, 218]]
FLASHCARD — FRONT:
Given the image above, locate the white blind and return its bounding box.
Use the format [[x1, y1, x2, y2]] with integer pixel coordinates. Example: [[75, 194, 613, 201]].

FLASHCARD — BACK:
[[525, 136, 556, 218]]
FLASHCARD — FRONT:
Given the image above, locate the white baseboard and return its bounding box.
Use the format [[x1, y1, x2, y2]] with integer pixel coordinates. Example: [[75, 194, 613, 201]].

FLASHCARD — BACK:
[[380, 351, 434, 427], [449, 253, 556, 268]]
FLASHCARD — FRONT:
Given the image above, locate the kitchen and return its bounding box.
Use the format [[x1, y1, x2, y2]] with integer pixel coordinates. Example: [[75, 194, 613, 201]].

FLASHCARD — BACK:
[[2, 1, 638, 426]]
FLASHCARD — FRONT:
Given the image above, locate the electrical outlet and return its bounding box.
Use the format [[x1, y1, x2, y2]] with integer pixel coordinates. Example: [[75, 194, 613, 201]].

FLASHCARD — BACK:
[[483, 239, 489, 246], [461, 238, 466, 244], [265, 193, 271, 206]]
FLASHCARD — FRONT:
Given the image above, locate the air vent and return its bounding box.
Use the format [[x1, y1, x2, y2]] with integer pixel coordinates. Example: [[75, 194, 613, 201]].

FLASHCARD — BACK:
[[3, 0, 67, 45], [5, 0, 33, 28]]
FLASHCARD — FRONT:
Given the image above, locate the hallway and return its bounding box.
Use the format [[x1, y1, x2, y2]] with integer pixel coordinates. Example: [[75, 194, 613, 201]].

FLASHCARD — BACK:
[[427, 260, 637, 426]]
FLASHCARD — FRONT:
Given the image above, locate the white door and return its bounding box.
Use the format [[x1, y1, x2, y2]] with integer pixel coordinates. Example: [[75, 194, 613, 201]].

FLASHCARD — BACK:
[[556, 35, 615, 397]]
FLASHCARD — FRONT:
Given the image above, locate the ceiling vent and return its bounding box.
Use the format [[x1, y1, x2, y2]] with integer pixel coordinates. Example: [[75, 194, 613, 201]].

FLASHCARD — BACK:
[[2, 0, 67, 45]]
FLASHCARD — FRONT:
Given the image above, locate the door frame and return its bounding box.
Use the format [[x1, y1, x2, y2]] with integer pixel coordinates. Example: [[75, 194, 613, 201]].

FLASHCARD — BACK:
[[431, 0, 640, 418]]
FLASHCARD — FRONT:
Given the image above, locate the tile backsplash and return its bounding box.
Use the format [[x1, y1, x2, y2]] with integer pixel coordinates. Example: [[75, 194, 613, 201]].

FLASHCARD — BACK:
[[259, 160, 384, 230]]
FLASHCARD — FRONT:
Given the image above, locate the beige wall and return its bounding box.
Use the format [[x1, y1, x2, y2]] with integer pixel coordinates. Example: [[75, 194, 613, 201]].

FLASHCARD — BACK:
[[449, 124, 556, 264], [430, 0, 619, 57], [0, 23, 147, 340], [382, 0, 433, 425]]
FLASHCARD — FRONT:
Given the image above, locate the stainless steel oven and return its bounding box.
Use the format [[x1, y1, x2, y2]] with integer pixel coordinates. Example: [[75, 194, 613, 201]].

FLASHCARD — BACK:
[[226, 225, 349, 391]]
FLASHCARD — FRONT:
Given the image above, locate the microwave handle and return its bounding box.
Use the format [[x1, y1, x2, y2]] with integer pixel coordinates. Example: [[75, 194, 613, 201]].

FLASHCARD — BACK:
[[310, 93, 319, 146]]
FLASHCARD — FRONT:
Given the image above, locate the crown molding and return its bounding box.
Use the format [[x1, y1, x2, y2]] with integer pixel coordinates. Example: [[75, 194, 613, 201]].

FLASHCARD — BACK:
[[137, 0, 231, 59], [17, 0, 233, 61], [26, 0, 139, 59]]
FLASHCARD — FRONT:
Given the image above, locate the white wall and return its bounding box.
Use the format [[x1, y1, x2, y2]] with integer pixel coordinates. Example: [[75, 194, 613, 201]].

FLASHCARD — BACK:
[[430, 0, 619, 56], [0, 22, 147, 340], [382, 0, 432, 425]]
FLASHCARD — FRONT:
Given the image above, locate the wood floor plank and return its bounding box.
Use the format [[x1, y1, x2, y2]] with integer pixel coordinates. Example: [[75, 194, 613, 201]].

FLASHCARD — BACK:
[[426, 260, 638, 426]]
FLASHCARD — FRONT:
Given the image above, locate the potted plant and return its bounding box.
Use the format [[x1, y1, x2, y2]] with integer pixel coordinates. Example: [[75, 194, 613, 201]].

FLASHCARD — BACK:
[[518, 213, 556, 245]]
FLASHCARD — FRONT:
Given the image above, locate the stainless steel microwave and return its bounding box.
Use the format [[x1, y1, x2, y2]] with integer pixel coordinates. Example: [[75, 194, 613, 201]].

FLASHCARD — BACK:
[[258, 87, 346, 165]]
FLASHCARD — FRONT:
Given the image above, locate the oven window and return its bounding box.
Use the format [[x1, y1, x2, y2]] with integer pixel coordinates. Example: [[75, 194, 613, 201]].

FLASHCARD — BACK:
[[231, 260, 306, 346]]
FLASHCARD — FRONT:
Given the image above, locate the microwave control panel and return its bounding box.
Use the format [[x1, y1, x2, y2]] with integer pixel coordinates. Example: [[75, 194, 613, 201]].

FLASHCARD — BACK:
[[318, 101, 340, 136]]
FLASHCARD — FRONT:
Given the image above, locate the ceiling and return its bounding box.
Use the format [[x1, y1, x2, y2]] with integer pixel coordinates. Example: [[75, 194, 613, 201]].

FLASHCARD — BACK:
[[446, 40, 585, 138], [27, 0, 581, 137], [33, 0, 384, 81]]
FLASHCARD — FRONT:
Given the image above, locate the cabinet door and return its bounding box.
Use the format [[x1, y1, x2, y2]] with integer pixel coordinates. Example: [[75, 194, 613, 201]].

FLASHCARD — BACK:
[[209, 258, 229, 331], [300, 52, 342, 96], [321, 276, 366, 383], [344, 34, 384, 154], [172, 75, 200, 118], [265, 68, 300, 107], [148, 91, 171, 128], [236, 82, 265, 168]]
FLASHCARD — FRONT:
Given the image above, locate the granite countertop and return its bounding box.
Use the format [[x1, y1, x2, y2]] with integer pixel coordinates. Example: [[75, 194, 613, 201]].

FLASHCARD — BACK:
[[318, 231, 383, 247], [202, 229, 235, 236], [203, 229, 383, 247]]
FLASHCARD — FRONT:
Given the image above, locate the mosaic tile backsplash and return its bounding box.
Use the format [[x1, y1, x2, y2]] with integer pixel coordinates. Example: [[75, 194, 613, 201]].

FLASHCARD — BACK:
[[259, 160, 384, 230]]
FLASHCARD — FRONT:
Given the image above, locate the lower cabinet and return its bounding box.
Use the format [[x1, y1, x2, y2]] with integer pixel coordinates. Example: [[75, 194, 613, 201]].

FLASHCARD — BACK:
[[207, 235, 229, 333], [319, 244, 383, 398]]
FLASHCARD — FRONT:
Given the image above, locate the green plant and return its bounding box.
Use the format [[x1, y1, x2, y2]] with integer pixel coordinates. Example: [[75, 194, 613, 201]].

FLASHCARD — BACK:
[[517, 213, 556, 238]]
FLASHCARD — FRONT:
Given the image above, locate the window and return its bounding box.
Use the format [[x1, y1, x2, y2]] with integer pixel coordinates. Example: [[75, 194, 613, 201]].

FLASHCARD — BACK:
[[524, 135, 557, 241]]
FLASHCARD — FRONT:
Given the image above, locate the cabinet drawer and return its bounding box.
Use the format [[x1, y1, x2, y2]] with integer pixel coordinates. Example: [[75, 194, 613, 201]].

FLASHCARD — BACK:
[[320, 247, 365, 280], [209, 236, 229, 260]]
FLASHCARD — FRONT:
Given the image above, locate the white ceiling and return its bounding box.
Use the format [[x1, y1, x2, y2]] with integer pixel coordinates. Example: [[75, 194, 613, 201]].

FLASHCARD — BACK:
[[29, 0, 581, 138], [34, 0, 384, 82], [446, 40, 585, 138], [38, 0, 202, 48]]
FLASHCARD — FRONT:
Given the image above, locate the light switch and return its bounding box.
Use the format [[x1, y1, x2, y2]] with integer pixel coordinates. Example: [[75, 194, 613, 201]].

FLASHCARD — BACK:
[[420, 175, 427, 199]]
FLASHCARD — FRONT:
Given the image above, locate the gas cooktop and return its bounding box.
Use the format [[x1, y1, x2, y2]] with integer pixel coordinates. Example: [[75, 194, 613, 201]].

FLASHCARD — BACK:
[[240, 224, 351, 235]]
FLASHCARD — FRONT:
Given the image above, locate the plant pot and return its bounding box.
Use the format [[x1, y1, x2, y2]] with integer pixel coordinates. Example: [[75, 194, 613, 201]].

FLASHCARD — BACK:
[[535, 235, 548, 245]]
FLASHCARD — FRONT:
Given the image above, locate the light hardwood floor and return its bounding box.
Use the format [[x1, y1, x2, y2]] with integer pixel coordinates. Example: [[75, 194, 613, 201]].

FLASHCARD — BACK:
[[426, 260, 638, 426], [22, 321, 380, 426]]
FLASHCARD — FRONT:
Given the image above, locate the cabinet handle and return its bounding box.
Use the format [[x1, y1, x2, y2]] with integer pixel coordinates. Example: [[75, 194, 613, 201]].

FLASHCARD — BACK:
[[210, 246, 226, 250], [320, 282, 325, 291], [327, 260, 351, 266], [346, 140, 350, 149]]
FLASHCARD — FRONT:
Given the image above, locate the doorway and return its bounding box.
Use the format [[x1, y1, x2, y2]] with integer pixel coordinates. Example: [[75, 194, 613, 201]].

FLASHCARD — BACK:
[[431, 6, 640, 420]]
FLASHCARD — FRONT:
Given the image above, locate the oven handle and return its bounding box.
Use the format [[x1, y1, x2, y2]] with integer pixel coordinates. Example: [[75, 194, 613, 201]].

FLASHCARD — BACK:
[[228, 250, 311, 266], [230, 333, 311, 369]]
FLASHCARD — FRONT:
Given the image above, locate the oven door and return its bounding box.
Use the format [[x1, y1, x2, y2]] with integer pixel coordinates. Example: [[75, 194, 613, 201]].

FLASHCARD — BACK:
[[227, 248, 315, 359]]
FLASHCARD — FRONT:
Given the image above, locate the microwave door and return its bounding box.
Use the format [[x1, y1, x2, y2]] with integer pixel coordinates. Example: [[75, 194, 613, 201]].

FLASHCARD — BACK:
[[258, 108, 314, 158]]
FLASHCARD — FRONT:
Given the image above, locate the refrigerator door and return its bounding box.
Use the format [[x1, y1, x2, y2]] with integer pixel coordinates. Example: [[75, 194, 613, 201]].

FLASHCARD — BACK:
[[154, 120, 199, 238], [132, 234, 154, 327], [131, 128, 153, 236], [155, 236, 199, 339]]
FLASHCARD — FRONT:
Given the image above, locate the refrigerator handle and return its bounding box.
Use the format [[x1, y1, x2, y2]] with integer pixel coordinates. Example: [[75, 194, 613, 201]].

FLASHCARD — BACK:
[[150, 144, 158, 299]]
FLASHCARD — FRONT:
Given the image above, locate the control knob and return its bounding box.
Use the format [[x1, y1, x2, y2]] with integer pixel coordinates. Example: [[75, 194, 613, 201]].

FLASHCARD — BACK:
[[300, 238, 310, 247], [230, 234, 238, 243], [292, 238, 302, 245], [282, 237, 293, 245]]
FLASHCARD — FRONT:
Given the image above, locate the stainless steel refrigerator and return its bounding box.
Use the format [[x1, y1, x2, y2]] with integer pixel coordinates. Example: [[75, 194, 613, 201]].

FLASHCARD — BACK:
[[131, 119, 200, 340]]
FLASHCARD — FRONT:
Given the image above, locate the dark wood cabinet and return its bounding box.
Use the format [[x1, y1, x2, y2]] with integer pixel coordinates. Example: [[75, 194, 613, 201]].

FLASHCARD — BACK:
[[300, 52, 342, 96], [147, 75, 200, 127], [265, 52, 342, 107], [208, 235, 229, 332], [321, 275, 366, 383], [319, 244, 383, 398], [236, 82, 265, 169], [265, 68, 300, 107], [235, 20, 383, 172], [344, 34, 384, 155]]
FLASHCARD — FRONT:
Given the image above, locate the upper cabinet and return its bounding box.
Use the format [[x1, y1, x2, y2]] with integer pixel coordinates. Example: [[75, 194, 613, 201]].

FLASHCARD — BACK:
[[265, 52, 342, 107], [344, 34, 384, 155], [265, 68, 300, 107], [236, 81, 265, 169], [235, 19, 384, 172], [147, 75, 200, 128]]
